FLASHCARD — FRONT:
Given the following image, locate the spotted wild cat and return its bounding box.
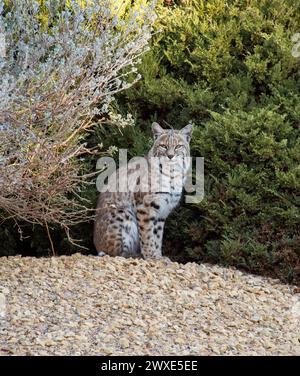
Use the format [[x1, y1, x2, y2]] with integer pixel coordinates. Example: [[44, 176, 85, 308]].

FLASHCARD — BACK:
[[93, 122, 192, 259]]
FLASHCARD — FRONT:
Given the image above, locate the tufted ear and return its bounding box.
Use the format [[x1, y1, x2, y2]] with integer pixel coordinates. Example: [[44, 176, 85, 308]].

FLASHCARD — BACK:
[[180, 123, 193, 142], [151, 122, 164, 140]]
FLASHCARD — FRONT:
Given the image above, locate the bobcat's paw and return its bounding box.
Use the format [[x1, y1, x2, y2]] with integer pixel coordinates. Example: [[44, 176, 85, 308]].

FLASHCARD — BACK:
[[160, 256, 172, 264], [97, 251, 107, 257], [145, 255, 172, 263]]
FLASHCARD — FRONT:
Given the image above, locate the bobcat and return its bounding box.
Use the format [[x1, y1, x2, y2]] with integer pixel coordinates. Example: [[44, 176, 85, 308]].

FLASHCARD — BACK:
[[93, 122, 192, 259]]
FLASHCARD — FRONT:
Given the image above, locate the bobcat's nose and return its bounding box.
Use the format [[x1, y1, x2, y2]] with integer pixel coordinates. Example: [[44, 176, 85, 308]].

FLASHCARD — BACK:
[[167, 154, 174, 160]]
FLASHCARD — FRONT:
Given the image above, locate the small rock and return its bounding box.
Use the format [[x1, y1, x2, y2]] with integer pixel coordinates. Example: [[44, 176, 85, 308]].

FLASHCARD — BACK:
[[119, 338, 130, 348]]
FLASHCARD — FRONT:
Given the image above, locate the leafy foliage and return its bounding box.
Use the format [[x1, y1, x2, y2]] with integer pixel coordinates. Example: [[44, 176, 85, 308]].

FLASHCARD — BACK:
[[117, 0, 300, 283]]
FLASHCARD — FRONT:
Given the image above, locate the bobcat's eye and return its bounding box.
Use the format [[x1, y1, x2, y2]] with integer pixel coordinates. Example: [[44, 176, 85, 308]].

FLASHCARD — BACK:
[[159, 145, 167, 149], [175, 145, 183, 150]]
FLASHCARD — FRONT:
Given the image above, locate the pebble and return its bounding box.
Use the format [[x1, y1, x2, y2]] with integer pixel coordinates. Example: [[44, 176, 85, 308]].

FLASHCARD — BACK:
[[0, 254, 299, 355]]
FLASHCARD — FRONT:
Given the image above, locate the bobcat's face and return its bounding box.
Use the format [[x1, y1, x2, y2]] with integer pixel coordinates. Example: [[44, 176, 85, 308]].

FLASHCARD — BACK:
[[151, 122, 192, 162]]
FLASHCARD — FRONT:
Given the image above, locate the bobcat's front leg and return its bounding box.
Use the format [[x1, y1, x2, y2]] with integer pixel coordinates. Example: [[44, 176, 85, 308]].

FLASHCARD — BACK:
[[136, 204, 165, 259]]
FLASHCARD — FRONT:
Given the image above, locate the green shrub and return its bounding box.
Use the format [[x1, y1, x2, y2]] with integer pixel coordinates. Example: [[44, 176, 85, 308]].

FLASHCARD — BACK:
[[117, 0, 300, 283]]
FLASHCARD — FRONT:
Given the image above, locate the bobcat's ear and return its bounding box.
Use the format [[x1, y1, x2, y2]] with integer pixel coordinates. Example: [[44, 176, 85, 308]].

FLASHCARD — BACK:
[[152, 122, 164, 140], [180, 123, 193, 142]]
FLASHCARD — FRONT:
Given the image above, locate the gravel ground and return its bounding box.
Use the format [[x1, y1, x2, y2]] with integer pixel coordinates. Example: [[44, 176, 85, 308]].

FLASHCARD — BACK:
[[0, 254, 299, 356]]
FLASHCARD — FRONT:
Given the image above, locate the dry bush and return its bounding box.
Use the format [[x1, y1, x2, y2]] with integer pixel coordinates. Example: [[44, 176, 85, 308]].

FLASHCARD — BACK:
[[0, 0, 156, 250]]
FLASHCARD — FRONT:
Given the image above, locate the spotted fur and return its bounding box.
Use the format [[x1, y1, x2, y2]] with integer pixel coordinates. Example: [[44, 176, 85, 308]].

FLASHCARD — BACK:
[[93, 122, 192, 259]]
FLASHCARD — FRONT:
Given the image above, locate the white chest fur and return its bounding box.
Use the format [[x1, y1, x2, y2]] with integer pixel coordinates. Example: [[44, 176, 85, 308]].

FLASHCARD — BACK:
[[148, 156, 190, 219]]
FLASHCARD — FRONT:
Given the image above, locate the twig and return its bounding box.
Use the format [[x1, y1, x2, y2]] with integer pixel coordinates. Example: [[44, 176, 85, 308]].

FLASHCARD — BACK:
[[45, 221, 56, 257]]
